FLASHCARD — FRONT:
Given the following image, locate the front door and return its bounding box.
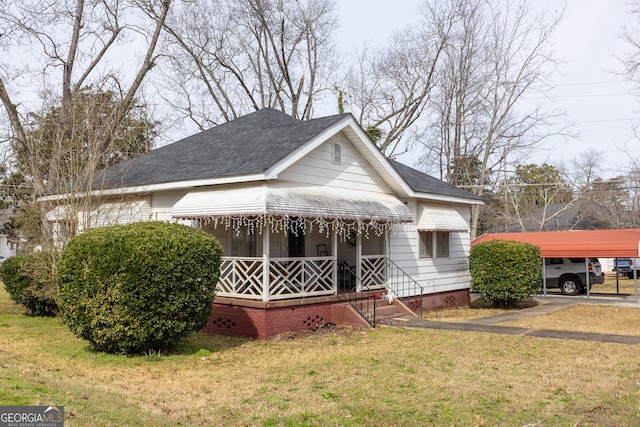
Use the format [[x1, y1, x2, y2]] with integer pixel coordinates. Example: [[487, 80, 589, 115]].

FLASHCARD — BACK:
[[288, 218, 305, 257]]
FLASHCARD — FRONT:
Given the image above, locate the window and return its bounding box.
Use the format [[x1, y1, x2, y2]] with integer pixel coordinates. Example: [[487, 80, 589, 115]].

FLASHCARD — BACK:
[[419, 231, 433, 258], [332, 143, 342, 164], [231, 226, 256, 257], [436, 231, 449, 258], [419, 231, 450, 258]]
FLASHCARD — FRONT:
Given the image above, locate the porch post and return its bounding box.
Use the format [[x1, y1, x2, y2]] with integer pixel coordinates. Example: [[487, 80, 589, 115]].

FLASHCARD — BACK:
[[332, 227, 338, 294], [356, 234, 362, 291], [262, 229, 270, 302], [385, 228, 390, 287]]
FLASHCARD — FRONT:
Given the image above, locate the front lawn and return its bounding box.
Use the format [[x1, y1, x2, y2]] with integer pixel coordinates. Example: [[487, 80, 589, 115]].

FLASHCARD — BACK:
[[1, 287, 639, 426]]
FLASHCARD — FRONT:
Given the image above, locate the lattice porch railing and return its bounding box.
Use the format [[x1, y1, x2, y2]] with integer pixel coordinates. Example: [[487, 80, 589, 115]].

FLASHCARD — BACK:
[[360, 255, 387, 289], [216, 256, 335, 300], [217, 257, 264, 299], [269, 257, 334, 299]]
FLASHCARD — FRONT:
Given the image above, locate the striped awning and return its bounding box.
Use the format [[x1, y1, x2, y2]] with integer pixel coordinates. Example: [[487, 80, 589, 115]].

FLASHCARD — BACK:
[[171, 185, 414, 223], [416, 203, 469, 232]]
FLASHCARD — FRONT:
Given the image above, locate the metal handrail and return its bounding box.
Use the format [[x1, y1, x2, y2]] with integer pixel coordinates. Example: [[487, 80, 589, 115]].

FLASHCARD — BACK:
[[344, 258, 431, 326], [344, 268, 377, 327], [385, 258, 426, 317]]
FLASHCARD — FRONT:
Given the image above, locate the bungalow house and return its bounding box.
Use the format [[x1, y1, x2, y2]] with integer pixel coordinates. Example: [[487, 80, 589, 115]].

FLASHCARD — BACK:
[[45, 109, 483, 338]]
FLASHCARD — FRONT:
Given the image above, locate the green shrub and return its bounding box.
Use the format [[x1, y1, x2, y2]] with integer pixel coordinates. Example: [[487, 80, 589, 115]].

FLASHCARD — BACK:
[[57, 221, 222, 354], [0, 251, 59, 316], [469, 240, 542, 308]]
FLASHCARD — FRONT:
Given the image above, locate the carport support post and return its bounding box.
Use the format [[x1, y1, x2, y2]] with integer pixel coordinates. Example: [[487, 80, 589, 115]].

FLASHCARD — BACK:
[[542, 258, 547, 296], [615, 258, 620, 294], [585, 258, 590, 298], [634, 267, 638, 303]]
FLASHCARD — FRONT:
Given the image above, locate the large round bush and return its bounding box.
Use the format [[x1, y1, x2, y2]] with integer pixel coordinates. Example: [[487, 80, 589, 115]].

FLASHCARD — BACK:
[[469, 240, 542, 307], [0, 251, 59, 316], [57, 221, 222, 354]]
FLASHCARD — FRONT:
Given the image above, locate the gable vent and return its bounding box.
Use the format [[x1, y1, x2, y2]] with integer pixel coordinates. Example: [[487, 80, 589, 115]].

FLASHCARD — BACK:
[[332, 143, 342, 164]]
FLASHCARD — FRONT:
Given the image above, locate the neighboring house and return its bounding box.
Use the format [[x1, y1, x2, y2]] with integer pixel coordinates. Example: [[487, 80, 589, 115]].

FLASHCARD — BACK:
[[0, 234, 14, 259], [44, 109, 483, 338], [0, 208, 21, 259]]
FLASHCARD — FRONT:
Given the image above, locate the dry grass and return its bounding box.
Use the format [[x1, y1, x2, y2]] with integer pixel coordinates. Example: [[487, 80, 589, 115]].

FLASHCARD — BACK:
[[592, 275, 639, 295], [422, 298, 541, 322], [500, 304, 640, 336], [0, 290, 26, 315], [424, 275, 640, 324], [2, 287, 640, 426]]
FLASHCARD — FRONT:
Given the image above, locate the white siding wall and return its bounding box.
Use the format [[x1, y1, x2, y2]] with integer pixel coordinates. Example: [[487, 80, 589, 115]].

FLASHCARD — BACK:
[[389, 200, 472, 294], [279, 132, 392, 193], [201, 223, 265, 257], [151, 190, 188, 221], [81, 197, 152, 229]]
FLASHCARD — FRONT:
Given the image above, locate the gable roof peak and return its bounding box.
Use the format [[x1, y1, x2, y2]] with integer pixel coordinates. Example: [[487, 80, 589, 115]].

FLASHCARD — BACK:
[[229, 108, 300, 129]]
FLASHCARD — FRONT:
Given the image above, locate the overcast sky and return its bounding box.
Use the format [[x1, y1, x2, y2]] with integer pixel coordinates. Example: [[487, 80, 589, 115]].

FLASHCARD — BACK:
[[336, 0, 640, 179]]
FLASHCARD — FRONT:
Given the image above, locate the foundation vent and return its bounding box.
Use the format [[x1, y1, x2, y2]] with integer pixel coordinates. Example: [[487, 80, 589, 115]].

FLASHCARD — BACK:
[[303, 315, 325, 329], [212, 318, 237, 329]]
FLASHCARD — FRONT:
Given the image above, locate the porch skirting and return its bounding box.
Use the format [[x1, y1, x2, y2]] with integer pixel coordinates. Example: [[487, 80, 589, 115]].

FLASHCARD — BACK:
[[201, 289, 470, 339]]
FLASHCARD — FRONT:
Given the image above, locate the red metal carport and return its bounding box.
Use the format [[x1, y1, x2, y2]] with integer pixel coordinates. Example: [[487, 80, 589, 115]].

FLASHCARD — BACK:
[[472, 229, 640, 300]]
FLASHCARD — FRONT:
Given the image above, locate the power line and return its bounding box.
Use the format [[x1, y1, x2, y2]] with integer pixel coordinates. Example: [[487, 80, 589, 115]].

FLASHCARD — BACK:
[[553, 80, 629, 87], [553, 92, 632, 99]]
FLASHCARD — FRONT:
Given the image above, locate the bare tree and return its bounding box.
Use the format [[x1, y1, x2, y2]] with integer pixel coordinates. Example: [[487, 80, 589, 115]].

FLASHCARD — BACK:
[[563, 148, 603, 193], [413, 0, 565, 238], [0, 0, 171, 248], [342, 3, 458, 157], [504, 163, 575, 231], [157, 0, 338, 129], [621, 0, 640, 91]]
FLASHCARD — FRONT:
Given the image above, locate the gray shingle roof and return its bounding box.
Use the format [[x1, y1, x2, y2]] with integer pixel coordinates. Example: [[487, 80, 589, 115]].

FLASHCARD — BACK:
[[98, 109, 349, 188], [391, 160, 483, 201], [95, 108, 480, 202]]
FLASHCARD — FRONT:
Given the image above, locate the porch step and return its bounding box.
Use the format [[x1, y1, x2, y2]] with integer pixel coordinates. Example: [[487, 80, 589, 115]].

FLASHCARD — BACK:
[[374, 302, 413, 325]]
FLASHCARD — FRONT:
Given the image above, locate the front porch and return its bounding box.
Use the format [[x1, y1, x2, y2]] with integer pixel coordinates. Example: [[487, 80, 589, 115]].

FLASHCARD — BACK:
[[197, 220, 472, 338], [216, 255, 387, 301], [198, 213, 396, 302]]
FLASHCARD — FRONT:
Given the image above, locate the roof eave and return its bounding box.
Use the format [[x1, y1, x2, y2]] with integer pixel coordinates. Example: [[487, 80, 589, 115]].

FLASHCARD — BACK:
[[38, 173, 268, 201], [411, 191, 485, 205]]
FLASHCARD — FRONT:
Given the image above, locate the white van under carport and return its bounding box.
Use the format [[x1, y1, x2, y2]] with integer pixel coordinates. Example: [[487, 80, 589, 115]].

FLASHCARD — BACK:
[[472, 229, 640, 302]]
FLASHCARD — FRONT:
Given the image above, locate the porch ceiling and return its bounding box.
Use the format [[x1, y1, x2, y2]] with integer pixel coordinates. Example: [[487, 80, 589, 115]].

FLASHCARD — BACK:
[[171, 185, 414, 222]]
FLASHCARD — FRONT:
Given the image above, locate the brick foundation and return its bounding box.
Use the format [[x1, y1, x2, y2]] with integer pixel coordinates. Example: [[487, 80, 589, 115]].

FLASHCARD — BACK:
[[202, 288, 470, 339], [202, 296, 337, 339], [402, 288, 470, 314]]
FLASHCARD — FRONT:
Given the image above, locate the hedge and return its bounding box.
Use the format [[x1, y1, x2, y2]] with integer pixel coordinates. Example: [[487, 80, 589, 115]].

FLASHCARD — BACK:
[[57, 221, 222, 354], [469, 240, 542, 307], [0, 251, 59, 316]]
